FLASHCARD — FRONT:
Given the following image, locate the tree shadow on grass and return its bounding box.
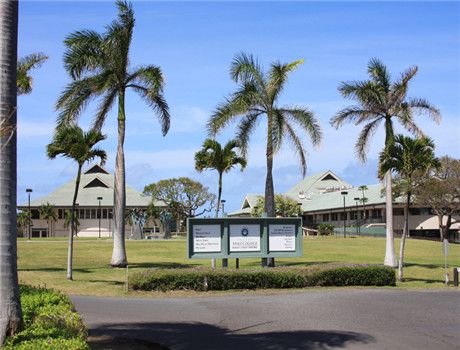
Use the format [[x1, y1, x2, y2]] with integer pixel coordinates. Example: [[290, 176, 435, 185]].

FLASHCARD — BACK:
[[127, 262, 199, 270], [403, 277, 444, 284], [89, 322, 375, 350], [87, 280, 125, 286], [404, 263, 443, 269], [18, 267, 92, 273]]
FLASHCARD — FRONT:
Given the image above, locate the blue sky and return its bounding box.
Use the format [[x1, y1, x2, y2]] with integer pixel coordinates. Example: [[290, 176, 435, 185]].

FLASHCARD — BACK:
[[18, 1, 460, 213]]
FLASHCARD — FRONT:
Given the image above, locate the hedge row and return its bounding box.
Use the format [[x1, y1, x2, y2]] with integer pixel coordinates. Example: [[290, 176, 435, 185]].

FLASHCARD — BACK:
[[4, 285, 89, 350], [129, 265, 396, 292]]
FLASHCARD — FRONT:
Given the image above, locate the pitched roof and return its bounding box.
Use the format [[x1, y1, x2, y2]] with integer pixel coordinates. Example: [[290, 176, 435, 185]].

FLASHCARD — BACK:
[[285, 170, 352, 199], [19, 164, 161, 208]]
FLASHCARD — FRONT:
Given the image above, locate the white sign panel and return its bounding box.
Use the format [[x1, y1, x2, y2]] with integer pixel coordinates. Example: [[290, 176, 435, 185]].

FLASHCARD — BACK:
[[269, 224, 296, 251], [229, 224, 261, 252], [193, 225, 221, 253]]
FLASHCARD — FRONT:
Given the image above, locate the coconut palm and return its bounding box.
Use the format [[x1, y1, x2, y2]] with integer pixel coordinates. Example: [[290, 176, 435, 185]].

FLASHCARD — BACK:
[[17, 53, 48, 96], [207, 53, 321, 267], [195, 139, 247, 217], [56, 1, 170, 267], [47, 125, 106, 280], [330, 58, 441, 267], [39, 202, 57, 237], [379, 135, 439, 281], [0, 1, 22, 344], [208, 53, 321, 218]]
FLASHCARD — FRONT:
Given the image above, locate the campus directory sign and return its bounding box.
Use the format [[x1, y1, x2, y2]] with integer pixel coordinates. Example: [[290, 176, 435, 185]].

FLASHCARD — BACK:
[[187, 217, 302, 259]]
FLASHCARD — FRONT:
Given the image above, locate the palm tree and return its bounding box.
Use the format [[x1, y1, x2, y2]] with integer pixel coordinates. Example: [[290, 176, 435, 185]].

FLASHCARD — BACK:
[[0, 0, 22, 344], [195, 139, 247, 217], [207, 54, 321, 267], [47, 125, 106, 280], [17, 53, 48, 96], [63, 209, 80, 237], [16, 211, 30, 238], [39, 202, 57, 237], [330, 58, 441, 267], [379, 135, 439, 281], [56, 0, 170, 267]]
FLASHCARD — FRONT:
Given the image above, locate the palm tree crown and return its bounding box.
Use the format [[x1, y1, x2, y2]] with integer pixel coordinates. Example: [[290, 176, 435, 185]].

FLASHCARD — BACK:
[[207, 53, 321, 217], [17, 52, 48, 96], [331, 58, 441, 160], [56, 0, 170, 267], [195, 138, 246, 216]]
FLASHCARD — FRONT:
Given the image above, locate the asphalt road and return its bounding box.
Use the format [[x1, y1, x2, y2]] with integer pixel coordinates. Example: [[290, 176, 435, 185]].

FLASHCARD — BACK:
[[72, 289, 460, 350]]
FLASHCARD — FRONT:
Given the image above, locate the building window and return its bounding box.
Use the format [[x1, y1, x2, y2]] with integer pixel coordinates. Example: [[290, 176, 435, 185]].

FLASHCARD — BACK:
[[91, 209, 96, 219], [322, 213, 330, 221], [393, 208, 404, 216], [372, 209, 382, 219], [340, 212, 347, 221], [108, 209, 113, 219], [350, 211, 358, 220], [85, 209, 90, 219], [102, 209, 108, 219], [331, 213, 338, 221], [58, 209, 64, 219]]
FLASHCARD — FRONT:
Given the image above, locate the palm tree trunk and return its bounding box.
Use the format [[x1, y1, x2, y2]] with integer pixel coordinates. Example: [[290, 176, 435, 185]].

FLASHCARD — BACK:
[[384, 170, 397, 267], [0, 1, 22, 344], [111, 90, 128, 267], [264, 122, 275, 267], [216, 172, 222, 218], [398, 192, 410, 281], [68, 164, 82, 280]]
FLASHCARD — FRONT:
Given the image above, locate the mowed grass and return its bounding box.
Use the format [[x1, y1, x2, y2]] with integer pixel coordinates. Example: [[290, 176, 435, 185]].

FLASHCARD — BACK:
[[17, 236, 460, 296]]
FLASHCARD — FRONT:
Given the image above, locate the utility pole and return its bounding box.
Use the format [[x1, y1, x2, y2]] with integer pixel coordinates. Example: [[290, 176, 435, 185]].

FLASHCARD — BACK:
[[26, 188, 32, 240], [97, 197, 103, 239], [341, 191, 348, 238]]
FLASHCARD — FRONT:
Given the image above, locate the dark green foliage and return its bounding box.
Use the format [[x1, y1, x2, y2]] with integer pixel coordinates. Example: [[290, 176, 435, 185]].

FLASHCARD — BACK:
[[129, 266, 395, 292], [317, 224, 334, 236], [4, 285, 88, 350]]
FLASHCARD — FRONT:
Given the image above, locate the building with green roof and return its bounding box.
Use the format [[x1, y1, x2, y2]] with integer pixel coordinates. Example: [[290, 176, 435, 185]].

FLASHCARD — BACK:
[[229, 170, 459, 239], [18, 164, 163, 238]]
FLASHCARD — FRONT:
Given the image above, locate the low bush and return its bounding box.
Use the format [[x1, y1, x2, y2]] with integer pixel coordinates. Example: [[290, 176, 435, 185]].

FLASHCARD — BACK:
[[317, 224, 335, 236], [129, 265, 395, 292], [4, 285, 89, 350]]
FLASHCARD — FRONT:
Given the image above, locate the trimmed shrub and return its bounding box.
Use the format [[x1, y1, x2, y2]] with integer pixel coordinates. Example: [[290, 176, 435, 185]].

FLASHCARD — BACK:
[[317, 224, 334, 236], [4, 286, 88, 350], [129, 265, 395, 292]]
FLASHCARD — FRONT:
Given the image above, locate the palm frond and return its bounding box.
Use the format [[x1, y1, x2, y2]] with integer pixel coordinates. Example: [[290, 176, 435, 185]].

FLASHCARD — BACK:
[[235, 112, 261, 157], [407, 97, 441, 124], [126, 65, 164, 93], [93, 89, 118, 130], [284, 120, 307, 177], [356, 118, 383, 162], [282, 107, 322, 146], [230, 53, 266, 92], [368, 58, 390, 92], [267, 59, 304, 103], [17, 52, 48, 95], [330, 106, 381, 129]]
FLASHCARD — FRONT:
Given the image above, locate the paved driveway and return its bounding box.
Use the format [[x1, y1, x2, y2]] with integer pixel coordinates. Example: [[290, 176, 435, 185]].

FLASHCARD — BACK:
[[72, 289, 460, 350]]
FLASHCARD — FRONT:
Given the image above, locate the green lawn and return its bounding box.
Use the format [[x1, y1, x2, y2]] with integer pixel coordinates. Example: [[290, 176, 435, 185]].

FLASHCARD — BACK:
[[17, 236, 459, 296]]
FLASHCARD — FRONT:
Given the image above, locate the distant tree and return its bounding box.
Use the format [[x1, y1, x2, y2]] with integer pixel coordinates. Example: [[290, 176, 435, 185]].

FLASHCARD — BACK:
[[47, 125, 106, 280], [330, 58, 441, 267], [251, 195, 302, 218], [379, 135, 439, 281], [126, 208, 148, 240], [195, 139, 246, 217], [39, 202, 57, 237], [16, 211, 30, 237], [414, 156, 460, 241], [144, 177, 215, 221], [57, 1, 170, 268], [17, 53, 48, 96]]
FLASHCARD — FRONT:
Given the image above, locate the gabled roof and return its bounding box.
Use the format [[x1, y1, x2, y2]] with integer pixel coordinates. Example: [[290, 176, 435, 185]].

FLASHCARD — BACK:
[[285, 170, 352, 199], [19, 164, 161, 208]]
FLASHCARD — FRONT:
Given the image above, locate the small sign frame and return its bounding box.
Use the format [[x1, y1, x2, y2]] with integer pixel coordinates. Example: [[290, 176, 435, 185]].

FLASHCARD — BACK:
[[187, 217, 302, 259]]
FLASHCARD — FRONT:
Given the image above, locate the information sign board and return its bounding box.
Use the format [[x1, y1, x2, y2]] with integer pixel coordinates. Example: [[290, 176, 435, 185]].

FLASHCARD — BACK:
[[192, 224, 221, 253], [229, 224, 261, 252], [269, 224, 296, 251]]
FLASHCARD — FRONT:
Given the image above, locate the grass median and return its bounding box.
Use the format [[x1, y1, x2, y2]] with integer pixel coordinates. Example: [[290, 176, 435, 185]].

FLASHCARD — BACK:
[[17, 236, 459, 296]]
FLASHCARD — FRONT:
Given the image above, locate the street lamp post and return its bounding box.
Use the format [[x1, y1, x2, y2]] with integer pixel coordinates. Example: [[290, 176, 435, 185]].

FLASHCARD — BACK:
[[354, 197, 360, 236], [26, 188, 32, 240], [220, 199, 228, 268], [97, 197, 103, 239], [341, 191, 348, 238]]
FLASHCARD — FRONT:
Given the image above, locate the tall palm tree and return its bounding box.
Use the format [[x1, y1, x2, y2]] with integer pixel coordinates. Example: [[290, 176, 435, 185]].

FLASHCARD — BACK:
[[195, 139, 247, 217], [39, 202, 57, 237], [0, 0, 22, 344], [17, 211, 30, 238], [47, 125, 106, 280], [56, 1, 170, 267], [17, 53, 48, 96], [330, 58, 441, 267], [379, 135, 439, 281], [208, 53, 321, 218]]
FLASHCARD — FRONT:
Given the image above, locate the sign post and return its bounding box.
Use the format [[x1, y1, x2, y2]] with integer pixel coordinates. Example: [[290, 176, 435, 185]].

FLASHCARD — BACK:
[[187, 217, 302, 260]]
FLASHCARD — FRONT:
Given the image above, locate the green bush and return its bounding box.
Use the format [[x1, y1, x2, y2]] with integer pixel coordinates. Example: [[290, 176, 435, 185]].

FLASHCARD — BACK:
[[317, 224, 334, 235], [4, 286, 88, 350], [129, 265, 395, 292]]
